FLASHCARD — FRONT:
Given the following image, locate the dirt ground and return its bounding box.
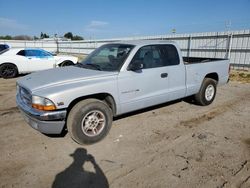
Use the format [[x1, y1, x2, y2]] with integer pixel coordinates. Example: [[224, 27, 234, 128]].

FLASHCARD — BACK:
[[0, 74, 250, 188]]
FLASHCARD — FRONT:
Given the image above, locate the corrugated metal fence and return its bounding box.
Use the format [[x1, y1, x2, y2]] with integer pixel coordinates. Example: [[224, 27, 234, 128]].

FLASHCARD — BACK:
[[0, 40, 57, 52], [1, 29, 250, 70]]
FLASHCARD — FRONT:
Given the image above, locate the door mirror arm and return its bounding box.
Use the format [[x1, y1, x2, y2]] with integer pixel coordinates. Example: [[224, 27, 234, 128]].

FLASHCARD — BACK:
[[127, 60, 143, 71]]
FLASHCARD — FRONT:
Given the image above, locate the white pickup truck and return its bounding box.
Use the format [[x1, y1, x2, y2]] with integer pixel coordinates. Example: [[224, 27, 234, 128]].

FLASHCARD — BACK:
[[16, 40, 230, 144]]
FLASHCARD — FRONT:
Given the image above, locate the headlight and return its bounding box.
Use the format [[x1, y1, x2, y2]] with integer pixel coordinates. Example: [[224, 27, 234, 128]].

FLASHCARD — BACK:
[[32, 95, 56, 111]]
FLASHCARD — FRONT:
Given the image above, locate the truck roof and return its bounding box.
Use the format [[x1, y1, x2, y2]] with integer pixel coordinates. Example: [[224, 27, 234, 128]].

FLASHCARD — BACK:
[[113, 40, 176, 47]]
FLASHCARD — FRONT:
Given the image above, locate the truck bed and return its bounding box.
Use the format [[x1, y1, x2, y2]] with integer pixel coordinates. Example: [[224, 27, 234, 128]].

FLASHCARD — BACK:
[[184, 58, 230, 97], [183, 57, 227, 64]]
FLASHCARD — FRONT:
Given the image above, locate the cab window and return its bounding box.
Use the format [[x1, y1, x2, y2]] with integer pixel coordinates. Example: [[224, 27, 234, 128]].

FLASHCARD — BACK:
[[25, 50, 40, 57], [17, 49, 52, 58], [39, 50, 52, 57], [131, 44, 180, 69]]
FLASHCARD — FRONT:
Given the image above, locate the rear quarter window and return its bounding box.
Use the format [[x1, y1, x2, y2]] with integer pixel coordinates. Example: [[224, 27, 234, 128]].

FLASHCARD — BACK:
[[17, 50, 25, 56], [159, 44, 180, 66]]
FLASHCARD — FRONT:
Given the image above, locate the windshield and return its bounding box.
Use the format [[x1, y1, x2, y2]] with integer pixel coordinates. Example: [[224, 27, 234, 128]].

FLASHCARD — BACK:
[[78, 44, 134, 71], [0, 48, 9, 55], [0, 44, 10, 55]]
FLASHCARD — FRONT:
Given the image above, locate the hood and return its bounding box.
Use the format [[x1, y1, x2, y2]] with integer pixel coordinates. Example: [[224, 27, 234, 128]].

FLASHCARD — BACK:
[[17, 66, 117, 92]]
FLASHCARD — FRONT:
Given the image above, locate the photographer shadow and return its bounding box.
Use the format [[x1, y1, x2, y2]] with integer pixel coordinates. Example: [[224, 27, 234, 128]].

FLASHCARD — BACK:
[[52, 148, 109, 188]]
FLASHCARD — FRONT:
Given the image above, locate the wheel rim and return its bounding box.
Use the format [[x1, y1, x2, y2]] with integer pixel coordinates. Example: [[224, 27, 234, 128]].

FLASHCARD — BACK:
[[1, 65, 15, 77], [205, 84, 215, 101], [61, 62, 72, 66], [81, 110, 106, 137], [62, 62, 68, 66]]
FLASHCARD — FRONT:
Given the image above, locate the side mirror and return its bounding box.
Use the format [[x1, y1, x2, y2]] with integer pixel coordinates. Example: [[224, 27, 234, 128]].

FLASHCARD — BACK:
[[128, 60, 143, 71]]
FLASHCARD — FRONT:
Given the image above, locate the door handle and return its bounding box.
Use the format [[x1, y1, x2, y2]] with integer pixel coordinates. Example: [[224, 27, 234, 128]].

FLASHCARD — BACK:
[[161, 73, 168, 78]]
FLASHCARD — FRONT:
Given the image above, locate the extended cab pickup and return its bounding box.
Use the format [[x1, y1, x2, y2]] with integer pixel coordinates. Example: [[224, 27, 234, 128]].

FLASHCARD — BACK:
[[16, 40, 230, 144]]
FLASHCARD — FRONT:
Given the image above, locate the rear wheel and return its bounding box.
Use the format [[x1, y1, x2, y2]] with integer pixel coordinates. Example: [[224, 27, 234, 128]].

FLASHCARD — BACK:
[[0, 63, 18, 79], [59, 61, 74, 67], [67, 99, 113, 145], [194, 78, 217, 106]]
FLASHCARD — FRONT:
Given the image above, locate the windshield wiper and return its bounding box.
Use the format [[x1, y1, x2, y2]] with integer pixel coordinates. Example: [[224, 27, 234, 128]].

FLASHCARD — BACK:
[[85, 63, 102, 70], [75, 63, 84, 68], [75, 63, 102, 70]]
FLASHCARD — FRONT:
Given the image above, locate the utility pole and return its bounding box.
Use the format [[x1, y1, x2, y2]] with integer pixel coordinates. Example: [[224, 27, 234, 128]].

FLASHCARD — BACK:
[[225, 20, 231, 32], [54, 33, 59, 54], [225, 20, 232, 59]]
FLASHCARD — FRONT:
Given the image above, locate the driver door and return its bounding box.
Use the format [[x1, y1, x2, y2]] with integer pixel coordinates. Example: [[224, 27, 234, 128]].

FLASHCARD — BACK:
[[118, 44, 186, 114]]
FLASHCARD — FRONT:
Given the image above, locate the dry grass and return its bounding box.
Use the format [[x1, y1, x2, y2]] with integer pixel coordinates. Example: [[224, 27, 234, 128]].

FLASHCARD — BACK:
[[230, 70, 250, 83]]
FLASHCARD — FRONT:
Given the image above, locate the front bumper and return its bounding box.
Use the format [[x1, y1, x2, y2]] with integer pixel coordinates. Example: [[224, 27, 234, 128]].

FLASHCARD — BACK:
[[16, 94, 67, 134]]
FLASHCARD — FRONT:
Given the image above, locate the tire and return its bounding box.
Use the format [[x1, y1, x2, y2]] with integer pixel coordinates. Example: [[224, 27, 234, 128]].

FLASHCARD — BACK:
[[60, 61, 74, 67], [0, 63, 18, 79], [67, 99, 113, 145], [194, 78, 217, 106]]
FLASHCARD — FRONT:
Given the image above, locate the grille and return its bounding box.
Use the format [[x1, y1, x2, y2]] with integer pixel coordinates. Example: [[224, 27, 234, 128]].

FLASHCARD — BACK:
[[19, 86, 32, 106]]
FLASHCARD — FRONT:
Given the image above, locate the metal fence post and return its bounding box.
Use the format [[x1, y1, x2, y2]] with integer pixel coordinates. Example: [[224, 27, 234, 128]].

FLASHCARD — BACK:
[[214, 32, 219, 58], [226, 33, 233, 59], [228, 33, 233, 59], [187, 35, 192, 59], [56, 39, 59, 54]]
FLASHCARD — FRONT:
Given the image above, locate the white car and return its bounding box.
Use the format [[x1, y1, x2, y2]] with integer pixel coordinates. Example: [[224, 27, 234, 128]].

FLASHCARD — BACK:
[[0, 48, 78, 78]]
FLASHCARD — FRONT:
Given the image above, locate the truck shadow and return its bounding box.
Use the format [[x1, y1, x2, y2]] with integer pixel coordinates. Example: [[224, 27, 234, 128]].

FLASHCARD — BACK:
[[114, 97, 196, 121], [52, 148, 109, 188]]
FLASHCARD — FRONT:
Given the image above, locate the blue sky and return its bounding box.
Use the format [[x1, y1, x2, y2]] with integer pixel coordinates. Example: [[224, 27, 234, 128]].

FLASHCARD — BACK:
[[0, 0, 250, 39]]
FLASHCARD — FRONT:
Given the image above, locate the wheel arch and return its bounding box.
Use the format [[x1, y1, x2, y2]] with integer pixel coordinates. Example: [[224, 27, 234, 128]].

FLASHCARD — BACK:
[[58, 60, 74, 67], [204, 72, 219, 82], [67, 93, 117, 117]]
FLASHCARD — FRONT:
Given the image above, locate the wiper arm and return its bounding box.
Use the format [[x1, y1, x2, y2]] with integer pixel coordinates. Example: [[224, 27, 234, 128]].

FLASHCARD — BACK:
[[75, 63, 85, 68], [75, 63, 101, 70], [85, 63, 102, 70]]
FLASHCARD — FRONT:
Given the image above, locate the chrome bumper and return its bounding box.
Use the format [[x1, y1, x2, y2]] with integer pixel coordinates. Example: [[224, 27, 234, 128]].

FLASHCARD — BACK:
[[16, 94, 67, 134]]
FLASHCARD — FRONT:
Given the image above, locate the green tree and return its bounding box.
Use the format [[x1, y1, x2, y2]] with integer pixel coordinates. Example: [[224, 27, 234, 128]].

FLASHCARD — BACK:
[[64, 32, 73, 40], [43, 33, 49, 38], [13, 35, 33, 40], [40, 32, 49, 39], [72, 35, 84, 40], [0, 35, 12, 40]]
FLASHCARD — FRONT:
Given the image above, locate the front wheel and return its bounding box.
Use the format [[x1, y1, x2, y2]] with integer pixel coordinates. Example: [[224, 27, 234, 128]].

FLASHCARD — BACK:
[[194, 78, 217, 106], [67, 99, 113, 145], [0, 63, 18, 79]]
